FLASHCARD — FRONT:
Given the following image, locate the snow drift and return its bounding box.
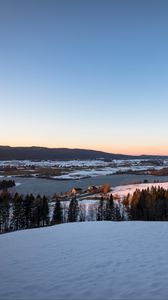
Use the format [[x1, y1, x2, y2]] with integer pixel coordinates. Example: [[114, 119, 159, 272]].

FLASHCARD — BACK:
[[1, 222, 168, 299]]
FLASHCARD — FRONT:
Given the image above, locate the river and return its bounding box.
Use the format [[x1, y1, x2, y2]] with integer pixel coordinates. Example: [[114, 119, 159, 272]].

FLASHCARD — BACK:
[[4, 174, 168, 196]]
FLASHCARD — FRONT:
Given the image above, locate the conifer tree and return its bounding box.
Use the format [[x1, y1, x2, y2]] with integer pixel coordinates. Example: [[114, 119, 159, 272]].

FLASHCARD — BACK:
[[32, 195, 42, 227], [12, 193, 24, 230], [105, 194, 114, 220], [52, 199, 63, 224], [68, 197, 79, 222], [79, 203, 86, 222], [114, 203, 122, 221], [23, 194, 34, 228], [96, 197, 104, 221], [0, 192, 10, 233], [41, 196, 49, 226]]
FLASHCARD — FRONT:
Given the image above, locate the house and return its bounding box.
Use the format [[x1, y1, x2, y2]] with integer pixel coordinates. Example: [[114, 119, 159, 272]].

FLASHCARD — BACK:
[[88, 185, 99, 193], [71, 187, 83, 195]]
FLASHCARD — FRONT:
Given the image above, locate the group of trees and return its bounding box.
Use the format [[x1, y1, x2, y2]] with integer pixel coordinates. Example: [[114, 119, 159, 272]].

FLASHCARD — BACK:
[[0, 192, 123, 233], [0, 180, 15, 190], [2, 185, 168, 234], [0, 192, 49, 233], [52, 195, 123, 225], [124, 186, 168, 221], [97, 195, 123, 221]]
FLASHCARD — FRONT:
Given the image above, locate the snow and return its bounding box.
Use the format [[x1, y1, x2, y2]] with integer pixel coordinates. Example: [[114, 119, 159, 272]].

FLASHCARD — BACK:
[[111, 181, 168, 199], [54, 166, 164, 180], [1, 222, 168, 299], [0, 159, 167, 180], [78, 182, 168, 205], [0, 158, 166, 169], [0, 159, 109, 168], [55, 168, 118, 179]]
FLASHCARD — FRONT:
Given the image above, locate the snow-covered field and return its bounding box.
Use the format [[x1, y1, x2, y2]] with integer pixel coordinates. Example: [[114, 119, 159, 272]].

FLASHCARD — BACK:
[[55, 165, 163, 179], [80, 182, 168, 206], [0, 159, 109, 168], [0, 159, 167, 180], [111, 181, 168, 199], [1, 222, 168, 299], [0, 158, 167, 168], [54, 167, 119, 179]]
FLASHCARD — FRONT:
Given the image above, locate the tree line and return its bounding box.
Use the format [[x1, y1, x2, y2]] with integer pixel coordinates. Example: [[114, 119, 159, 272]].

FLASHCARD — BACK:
[[124, 186, 168, 221], [0, 180, 15, 190], [1, 185, 168, 234], [0, 192, 122, 233], [0, 192, 49, 233]]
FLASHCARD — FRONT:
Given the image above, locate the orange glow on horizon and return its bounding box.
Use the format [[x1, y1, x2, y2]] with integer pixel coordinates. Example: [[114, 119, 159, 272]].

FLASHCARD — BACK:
[[1, 140, 168, 156]]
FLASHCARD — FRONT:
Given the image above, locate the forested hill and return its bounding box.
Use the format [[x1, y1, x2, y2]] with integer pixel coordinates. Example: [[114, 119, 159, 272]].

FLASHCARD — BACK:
[[0, 146, 167, 161], [0, 146, 132, 160]]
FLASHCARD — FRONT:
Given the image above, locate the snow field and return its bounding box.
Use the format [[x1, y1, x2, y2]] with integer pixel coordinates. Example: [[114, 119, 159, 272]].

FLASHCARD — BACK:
[[111, 181, 168, 199], [1, 222, 168, 299], [0, 159, 166, 179]]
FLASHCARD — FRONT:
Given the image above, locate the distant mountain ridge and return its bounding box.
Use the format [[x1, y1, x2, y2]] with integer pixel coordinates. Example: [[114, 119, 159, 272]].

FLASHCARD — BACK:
[[0, 146, 167, 161]]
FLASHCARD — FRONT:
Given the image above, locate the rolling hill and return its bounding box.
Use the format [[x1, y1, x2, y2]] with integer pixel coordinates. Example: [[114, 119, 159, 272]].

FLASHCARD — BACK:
[[0, 146, 167, 161]]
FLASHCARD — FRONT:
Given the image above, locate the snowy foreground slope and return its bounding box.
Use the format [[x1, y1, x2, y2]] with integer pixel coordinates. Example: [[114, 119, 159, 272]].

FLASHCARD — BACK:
[[1, 222, 168, 300]]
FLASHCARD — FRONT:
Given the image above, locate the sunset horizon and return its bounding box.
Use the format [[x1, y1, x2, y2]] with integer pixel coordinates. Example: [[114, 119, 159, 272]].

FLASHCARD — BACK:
[[1, 2, 168, 299], [1, 0, 168, 155], [0, 143, 168, 157]]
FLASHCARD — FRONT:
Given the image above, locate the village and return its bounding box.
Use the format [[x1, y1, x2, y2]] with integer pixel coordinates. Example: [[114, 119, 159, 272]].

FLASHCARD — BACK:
[[52, 183, 113, 202]]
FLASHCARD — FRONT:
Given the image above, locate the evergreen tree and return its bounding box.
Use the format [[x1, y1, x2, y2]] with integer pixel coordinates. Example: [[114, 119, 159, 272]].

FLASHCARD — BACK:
[[68, 197, 79, 222], [52, 199, 63, 224], [0, 191, 10, 233], [32, 195, 42, 227], [12, 193, 24, 230], [79, 203, 86, 222], [23, 194, 34, 228], [41, 196, 49, 226], [105, 194, 115, 220], [114, 203, 122, 221], [96, 197, 104, 221]]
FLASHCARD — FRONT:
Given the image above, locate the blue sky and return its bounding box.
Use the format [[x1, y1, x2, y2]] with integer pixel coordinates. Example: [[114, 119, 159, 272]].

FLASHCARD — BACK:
[[0, 0, 168, 154]]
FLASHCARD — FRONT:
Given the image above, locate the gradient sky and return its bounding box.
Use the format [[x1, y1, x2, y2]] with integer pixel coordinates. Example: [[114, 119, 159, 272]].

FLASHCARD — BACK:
[[0, 0, 168, 155]]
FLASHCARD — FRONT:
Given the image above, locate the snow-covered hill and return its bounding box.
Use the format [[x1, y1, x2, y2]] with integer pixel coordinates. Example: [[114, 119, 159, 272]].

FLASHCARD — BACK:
[[111, 181, 168, 199], [1, 222, 168, 299]]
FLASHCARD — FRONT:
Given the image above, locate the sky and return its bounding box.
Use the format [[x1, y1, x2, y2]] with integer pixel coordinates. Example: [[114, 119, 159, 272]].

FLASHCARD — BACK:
[[0, 0, 168, 155]]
